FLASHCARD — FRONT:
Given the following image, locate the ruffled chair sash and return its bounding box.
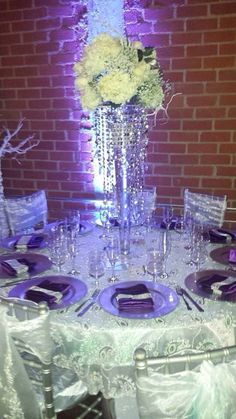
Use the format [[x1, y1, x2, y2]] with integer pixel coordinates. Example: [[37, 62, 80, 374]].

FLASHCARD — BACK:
[[136, 360, 236, 419]]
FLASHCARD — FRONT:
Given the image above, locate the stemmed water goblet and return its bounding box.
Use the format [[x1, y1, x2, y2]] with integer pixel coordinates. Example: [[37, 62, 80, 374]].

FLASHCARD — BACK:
[[88, 250, 105, 286], [106, 236, 120, 283], [49, 223, 68, 273]]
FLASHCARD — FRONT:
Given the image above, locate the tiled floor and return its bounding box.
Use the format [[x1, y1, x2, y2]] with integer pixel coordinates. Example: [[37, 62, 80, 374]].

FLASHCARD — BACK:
[[57, 394, 105, 419]]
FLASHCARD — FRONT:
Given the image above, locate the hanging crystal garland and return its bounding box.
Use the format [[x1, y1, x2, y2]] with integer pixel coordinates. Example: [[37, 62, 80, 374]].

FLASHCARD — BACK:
[[92, 104, 149, 200], [92, 104, 149, 255]]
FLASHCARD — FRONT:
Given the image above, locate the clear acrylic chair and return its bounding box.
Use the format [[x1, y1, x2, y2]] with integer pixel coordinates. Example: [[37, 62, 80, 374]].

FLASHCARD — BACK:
[[184, 189, 227, 228], [134, 345, 236, 419], [2, 190, 48, 236]]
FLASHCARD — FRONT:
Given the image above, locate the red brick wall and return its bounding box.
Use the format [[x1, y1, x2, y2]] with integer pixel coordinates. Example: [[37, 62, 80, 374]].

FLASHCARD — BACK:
[[125, 0, 236, 222], [1, 0, 236, 221]]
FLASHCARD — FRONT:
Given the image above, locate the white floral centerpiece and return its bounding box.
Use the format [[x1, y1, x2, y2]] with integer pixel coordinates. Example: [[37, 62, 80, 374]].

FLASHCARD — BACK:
[[74, 32, 166, 111]]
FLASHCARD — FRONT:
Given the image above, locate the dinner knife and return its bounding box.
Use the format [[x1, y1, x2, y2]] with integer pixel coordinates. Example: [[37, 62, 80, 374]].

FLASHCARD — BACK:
[[75, 289, 100, 314], [180, 287, 204, 312], [77, 299, 97, 317]]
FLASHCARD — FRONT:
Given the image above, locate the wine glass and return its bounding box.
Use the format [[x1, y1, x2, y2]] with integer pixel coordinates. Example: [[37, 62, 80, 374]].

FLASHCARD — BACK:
[[99, 204, 110, 239], [67, 230, 80, 275], [50, 238, 67, 273], [67, 210, 81, 237], [142, 187, 156, 232], [106, 236, 120, 283], [162, 206, 174, 230], [174, 214, 185, 236], [88, 250, 105, 286], [158, 230, 172, 279], [189, 224, 206, 270], [132, 197, 144, 244], [146, 248, 162, 282], [48, 221, 68, 272]]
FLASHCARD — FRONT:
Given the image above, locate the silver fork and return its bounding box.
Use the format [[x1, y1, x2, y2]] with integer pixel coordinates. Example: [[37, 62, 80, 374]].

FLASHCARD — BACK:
[[75, 289, 100, 314], [176, 286, 204, 312], [176, 286, 192, 311]]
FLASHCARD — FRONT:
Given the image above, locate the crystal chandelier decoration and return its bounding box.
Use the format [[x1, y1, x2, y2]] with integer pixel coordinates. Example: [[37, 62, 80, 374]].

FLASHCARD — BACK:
[[92, 104, 149, 254]]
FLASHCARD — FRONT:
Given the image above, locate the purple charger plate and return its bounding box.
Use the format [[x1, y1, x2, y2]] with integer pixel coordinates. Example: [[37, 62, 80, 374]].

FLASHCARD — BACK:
[[185, 269, 236, 302], [1, 234, 47, 251], [99, 280, 179, 319], [8, 275, 88, 310], [0, 252, 52, 279], [210, 246, 236, 266], [44, 221, 93, 235]]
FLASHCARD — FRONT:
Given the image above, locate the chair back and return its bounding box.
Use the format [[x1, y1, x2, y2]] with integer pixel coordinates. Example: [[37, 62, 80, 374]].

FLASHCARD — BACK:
[[2, 190, 48, 236], [0, 295, 55, 419], [134, 346, 236, 419], [0, 199, 9, 238], [184, 189, 227, 228]]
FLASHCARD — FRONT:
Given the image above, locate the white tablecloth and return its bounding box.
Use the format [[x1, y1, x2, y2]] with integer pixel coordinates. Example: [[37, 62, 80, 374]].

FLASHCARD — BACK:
[[49, 227, 236, 399], [1, 226, 236, 401]]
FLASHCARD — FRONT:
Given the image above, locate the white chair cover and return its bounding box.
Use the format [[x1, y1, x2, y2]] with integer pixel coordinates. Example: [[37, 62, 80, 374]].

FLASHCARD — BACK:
[[136, 360, 236, 419], [0, 190, 48, 238], [0, 303, 88, 416], [184, 189, 227, 228], [0, 199, 9, 239], [0, 305, 45, 419]]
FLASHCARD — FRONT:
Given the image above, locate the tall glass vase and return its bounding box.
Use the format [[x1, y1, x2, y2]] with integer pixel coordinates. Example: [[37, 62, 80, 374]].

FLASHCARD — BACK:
[[114, 145, 131, 255], [93, 104, 149, 255]]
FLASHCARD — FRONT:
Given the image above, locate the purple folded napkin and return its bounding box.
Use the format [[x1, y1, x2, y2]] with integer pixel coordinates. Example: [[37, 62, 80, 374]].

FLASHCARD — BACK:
[[25, 289, 58, 305], [229, 248, 236, 263], [25, 280, 71, 306], [114, 283, 154, 313], [197, 273, 236, 301], [37, 279, 71, 295], [18, 258, 36, 272], [209, 229, 236, 243], [1, 259, 29, 277], [14, 235, 44, 249]]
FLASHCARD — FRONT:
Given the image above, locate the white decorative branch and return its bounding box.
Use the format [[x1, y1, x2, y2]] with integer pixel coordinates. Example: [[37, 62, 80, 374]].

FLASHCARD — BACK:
[[0, 119, 39, 199], [0, 119, 39, 161]]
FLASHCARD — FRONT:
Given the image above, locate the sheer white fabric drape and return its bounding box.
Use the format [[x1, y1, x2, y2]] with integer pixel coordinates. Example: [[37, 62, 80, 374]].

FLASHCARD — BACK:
[[0, 305, 43, 418], [136, 360, 236, 419], [6, 190, 48, 235], [0, 304, 88, 416], [0, 190, 48, 238], [184, 189, 227, 228]]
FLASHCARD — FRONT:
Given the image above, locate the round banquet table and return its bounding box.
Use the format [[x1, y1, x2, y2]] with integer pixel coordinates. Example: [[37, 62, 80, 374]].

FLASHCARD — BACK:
[[1, 225, 236, 411]]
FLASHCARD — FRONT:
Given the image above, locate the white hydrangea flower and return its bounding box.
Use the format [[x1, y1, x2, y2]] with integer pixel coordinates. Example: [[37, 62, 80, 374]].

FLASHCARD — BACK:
[[74, 32, 166, 110]]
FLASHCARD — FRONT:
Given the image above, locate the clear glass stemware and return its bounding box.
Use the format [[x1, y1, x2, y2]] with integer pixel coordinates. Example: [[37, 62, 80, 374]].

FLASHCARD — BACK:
[[88, 250, 105, 287], [67, 230, 80, 275], [99, 204, 110, 239], [158, 230, 172, 279], [162, 205, 174, 230], [106, 237, 120, 283], [146, 248, 162, 282]]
